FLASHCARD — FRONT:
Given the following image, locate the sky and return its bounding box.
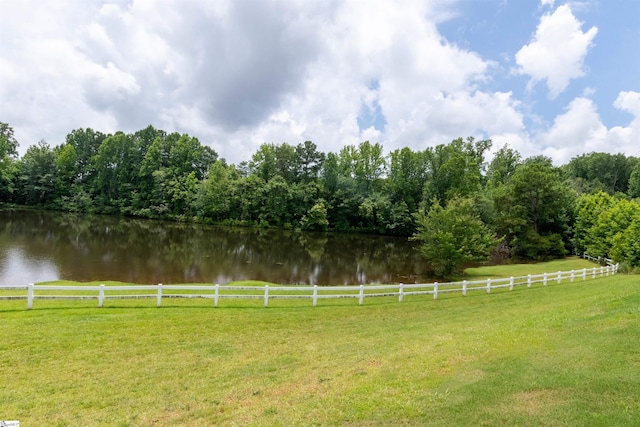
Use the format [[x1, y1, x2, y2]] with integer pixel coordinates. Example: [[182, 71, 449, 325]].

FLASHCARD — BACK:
[[1, 0, 639, 166]]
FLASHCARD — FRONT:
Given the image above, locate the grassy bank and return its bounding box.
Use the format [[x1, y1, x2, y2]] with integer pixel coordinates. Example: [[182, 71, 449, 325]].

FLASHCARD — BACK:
[[464, 256, 601, 279], [1, 268, 638, 425]]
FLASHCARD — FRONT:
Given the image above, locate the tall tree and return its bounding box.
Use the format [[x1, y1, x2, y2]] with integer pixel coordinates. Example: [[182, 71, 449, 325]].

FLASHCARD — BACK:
[[585, 198, 640, 260], [0, 122, 19, 201], [422, 137, 492, 205], [573, 192, 615, 255], [354, 141, 386, 193], [496, 156, 574, 260], [295, 140, 325, 183], [197, 160, 235, 222], [53, 143, 78, 201], [386, 147, 427, 212], [564, 152, 638, 194], [610, 213, 640, 268], [412, 197, 498, 279], [65, 128, 108, 186], [16, 140, 57, 206], [486, 145, 521, 190], [260, 175, 293, 226], [628, 162, 640, 198], [249, 143, 278, 182], [91, 132, 137, 212]]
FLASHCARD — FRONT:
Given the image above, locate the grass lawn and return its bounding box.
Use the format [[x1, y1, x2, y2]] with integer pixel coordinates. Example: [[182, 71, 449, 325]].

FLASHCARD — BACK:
[[464, 256, 602, 279], [0, 262, 638, 426]]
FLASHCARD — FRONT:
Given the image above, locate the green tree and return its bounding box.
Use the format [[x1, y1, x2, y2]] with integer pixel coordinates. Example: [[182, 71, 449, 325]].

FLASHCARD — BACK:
[[91, 132, 136, 212], [586, 198, 640, 259], [197, 160, 235, 222], [574, 192, 615, 255], [610, 213, 640, 268], [168, 134, 217, 180], [412, 197, 498, 279], [295, 141, 325, 183], [0, 122, 19, 201], [321, 152, 340, 193], [495, 156, 573, 260], [260, 176, 293, 227], [486, 145, 521, 190], [231, 174, 266, 224], [358, 193, 391, 233], [386, 147, 427, 212], [53, 143, 78, 207], [383, 201, 413, 235], [16, 140, 57, 205], [628, 162, 640, 198], [354, 141, 386, 193], [564, 152, 637, 195], [423, 137, 492, 206], [65, 128, 108, 188], [249, 142, 298, 184], [301, 201, 329, 231]]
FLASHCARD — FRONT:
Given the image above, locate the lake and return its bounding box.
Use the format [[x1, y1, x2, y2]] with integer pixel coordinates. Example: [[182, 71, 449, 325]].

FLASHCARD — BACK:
[[0, 209, 431, 286]]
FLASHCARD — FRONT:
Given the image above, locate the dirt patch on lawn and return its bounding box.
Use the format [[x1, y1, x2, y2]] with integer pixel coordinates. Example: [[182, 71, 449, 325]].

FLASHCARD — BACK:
[[509, 389, 569, 415]]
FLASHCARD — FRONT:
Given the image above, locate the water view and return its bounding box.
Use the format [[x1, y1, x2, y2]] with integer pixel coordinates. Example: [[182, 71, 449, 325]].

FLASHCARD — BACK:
[[0, 209, 431, 286]]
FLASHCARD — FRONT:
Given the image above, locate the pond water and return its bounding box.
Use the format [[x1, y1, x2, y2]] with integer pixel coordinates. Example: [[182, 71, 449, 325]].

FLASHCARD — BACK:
[[0, 209, 432, 286]]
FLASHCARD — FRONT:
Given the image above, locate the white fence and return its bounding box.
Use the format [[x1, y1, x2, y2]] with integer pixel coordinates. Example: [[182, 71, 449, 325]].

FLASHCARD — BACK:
[[0, 262, 619, 310], [582, 253, 614, 265]]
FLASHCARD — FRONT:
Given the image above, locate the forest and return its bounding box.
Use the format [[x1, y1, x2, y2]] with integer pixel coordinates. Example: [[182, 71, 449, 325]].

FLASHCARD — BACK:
[[1, 122, 639, 275]]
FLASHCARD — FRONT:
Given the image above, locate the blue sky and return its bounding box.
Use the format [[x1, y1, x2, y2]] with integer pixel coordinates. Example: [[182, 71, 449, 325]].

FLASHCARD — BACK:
[[439, 0, 639, 127], [1, 0, 638, 165]]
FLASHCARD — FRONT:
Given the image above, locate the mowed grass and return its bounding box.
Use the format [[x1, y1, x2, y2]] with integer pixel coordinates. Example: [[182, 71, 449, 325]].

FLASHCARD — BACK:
[[464, 256, 601, 279], [0, 266, 639, 425]]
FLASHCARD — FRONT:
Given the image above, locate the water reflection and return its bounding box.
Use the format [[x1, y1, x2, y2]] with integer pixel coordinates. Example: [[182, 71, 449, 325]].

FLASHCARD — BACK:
[[0, 247, 59, 285], [0, 210, 430, 286]]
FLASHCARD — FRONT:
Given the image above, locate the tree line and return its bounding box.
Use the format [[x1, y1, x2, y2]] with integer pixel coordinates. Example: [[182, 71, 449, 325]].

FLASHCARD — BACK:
[[1, 122, 639, 276]]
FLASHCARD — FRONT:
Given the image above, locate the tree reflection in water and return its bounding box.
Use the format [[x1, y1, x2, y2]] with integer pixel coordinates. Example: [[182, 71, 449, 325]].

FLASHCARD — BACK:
[[0, 210, 431, 286]]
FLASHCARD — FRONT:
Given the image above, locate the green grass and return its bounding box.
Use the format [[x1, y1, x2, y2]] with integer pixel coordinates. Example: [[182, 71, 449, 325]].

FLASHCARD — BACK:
[[1, 267, 639, 425], [464, 256, 601, 279]]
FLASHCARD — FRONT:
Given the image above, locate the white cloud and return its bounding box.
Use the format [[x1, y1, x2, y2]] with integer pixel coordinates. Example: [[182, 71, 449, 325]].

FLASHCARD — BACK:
[[192, 0, 503, 161], [540, 92, 640, 164], [1, 0, 633, 167], [515, 5, 597, 98], [614, 91, 640, 117], [608, 91, 640, 150]]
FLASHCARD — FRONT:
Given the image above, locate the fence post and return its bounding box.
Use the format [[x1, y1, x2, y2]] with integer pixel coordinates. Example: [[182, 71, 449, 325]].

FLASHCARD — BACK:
[[582, 268, 587, 281], [359, 285, 364, 305], [398, 283, 404, 302], [543, 273, 548, 286], [462, 280, 467, 296], [600, 267, 604, 277], [433, 282, 438, 299], [606, 266, 610, 276], [27, 283, 34, 310], [527, 274, 531, 288], [157, 283, 162, 307], [264, 285, 269, 307], [570, 270, 575, 283], [98, 284, 105, 308], [486, 278, 491, 294], [592, 267, 596, 279], [214, 284, 219, 308], [557, 271, 561, 284], [313, 285, 318, 306]]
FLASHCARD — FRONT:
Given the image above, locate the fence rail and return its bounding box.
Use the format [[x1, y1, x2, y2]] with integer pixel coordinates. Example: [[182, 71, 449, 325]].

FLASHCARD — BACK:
[[0, 259, 619, 309], [582, 253, 615, 265]]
